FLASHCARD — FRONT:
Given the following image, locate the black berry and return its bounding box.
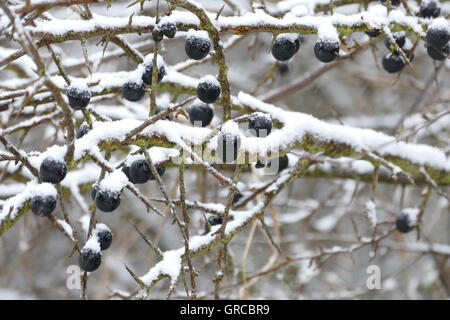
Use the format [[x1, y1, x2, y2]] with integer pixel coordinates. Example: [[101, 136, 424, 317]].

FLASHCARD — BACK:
[[271, 35, 299, 61], [40, 158, 67, 184], [248, 114, 272, 137], [129, 159, 151, 184], [365, 29, 381, 38], [189, 103, 214, 127], [419, 0, 441, 18], [197, 77, 221, 104], [149, 165, 166, 181], [122, 81, 145, 102], [267, 155, 289, 173], [152, 28, 163, 42], [66, 85, 91, 110], [382, 53, 405, 73], [79, 247, 101, 272], [381, 0, 400, 6], [185, 34, 211, 60], [95, 225, 112, 251], [30, 194, 57, 217], [161, 22, 177, 38], [142, 62, 165, 85], [427, 43, 449, 60], [95, 189, 121, 212], [216, 132, 241, 163], [314, 40, 340, 63], [76, 125, 89, 139], [232, 191, 243, 205], [395, 212, 413, 233], [384, 32, 406, 50], [204, 215, 223, 233], [426, 27, 449, 49]]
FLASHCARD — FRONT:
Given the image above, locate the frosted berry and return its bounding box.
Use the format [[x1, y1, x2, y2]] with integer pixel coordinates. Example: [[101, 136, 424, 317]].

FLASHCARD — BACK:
[[161, 22, 177, 38], [204, 215, 223, 233], [189, 103, 214, 127], [76, 125, 89, 139], [232, 191, 243, 205], [271, 35, 299, 61], [365, 29, 381, 38], [426, 27, 449, 49], [419, 0, 441, 18], [30, 195, 57, 217], [122, 81, 145, 102], [427, 43, 449, 60], [129, 159, 151, 184], [95, 189, 121, 212], [66, 85, 91, 110], [142, 62, 165, 85], [95, 226, 112, 251], [382, 53, 405, 73], [152, 28, 163, 42], [381, 0, 400, 6], [149, 165, 166, 181], [314, 40, 340, 63], [384, 32, 406, 50], [40, 158, 67, 184], [197, 78, 221, 104], [395, 212, 413, 233], [185, 35, 211, 60], [216, 133, 240, 163], [267, 155, 289, 173], [79, 247, 101, 272], [249, 115, 272, 137]]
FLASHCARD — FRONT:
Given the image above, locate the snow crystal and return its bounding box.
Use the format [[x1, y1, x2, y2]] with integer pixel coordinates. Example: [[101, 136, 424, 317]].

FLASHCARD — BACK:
[[428, 17, 450, 31], [186, 29, 210, 41], [317, 23, 339, 42], [84, 236, 101, 253], [199, 75, 220, 87], [99, 170, 129, 192], [140, 249, 182, 286], [142, 54, 165, 68], [57, 219, 74, 238], [402, 207, 420, 226], [365, 201, 377, 227]]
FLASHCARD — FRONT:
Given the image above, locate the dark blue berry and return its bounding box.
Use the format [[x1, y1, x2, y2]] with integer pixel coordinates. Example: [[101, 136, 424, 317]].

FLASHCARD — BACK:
[[149, 165, 166, 181], [121, 164, 130, 180], [365, 29, 381, 38], [216, 133, 240, 163], [95, 189, 121, 212], [161, 22, 177, 38], [122, 81, 145, 102], [189, 103, 214, 127], [185, 35, 211, 60], [204, 215, 223, 233], [95, 226, 112, 251], [384, 32, 406, 50], [419, 1, 440, 18], [142, 62, 165, 85], [426, 27, 449, 49], [79, 247, 101, 272], [30, 195, 57, 217], [271, 35, 299, 61], [427, 43, 449, 60], [382, 53, 405, 73], [76, 125, 89, 139], [66, 85, 91, 110], [314, 40, 340, 63], [232, 191, 243, 205], [129, 159, 151, 184], [395, 212, 413, 233], [267, 155, 289, 173], [40, 158, 67, 184], [249, 115, 272, 137], [197, 78, 221, 104], [152, 28, 163, 42]]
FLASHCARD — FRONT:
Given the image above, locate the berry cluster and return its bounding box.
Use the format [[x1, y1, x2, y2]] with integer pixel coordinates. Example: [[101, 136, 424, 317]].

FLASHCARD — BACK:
[[79, 224, 113, 272]]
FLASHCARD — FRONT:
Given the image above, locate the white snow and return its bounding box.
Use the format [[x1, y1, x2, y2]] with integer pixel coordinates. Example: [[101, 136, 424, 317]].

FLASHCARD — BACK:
[[186, 29, 210, 41], [401, 207, 420, 226], [99, 170, 129, 192], [84, 236, 101, 253]]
